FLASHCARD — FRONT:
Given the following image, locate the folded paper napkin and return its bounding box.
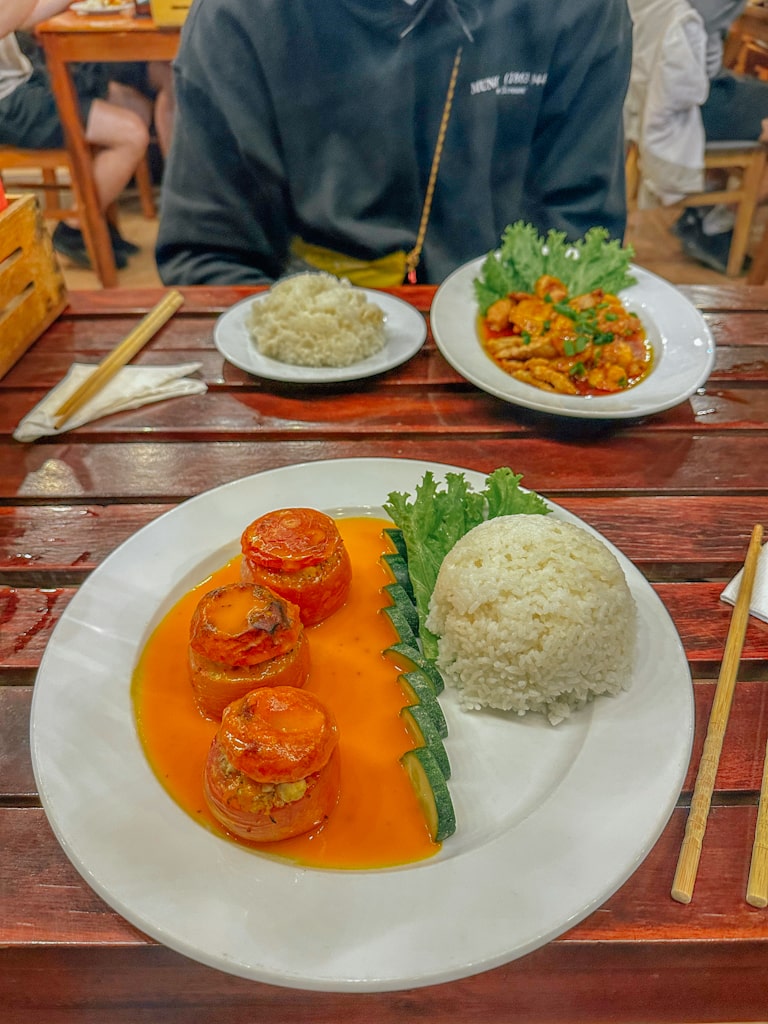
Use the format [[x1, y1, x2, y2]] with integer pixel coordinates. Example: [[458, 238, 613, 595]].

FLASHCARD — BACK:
[[721, 541, 768, 624], [13, 362, 207, 442]]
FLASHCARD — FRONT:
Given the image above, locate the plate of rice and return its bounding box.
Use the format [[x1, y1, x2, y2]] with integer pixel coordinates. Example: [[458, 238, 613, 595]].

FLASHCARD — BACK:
[[214, 273, 427, 383], [30, 457, 694, 992]]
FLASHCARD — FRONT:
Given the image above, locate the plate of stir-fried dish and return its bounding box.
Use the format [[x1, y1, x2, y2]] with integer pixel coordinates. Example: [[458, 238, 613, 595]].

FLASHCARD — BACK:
[[431, 223, 715, 420]]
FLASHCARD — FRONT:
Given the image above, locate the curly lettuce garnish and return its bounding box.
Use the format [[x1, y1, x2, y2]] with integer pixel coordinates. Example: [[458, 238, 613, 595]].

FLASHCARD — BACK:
[[474, 222, 637, 315], [383, 468, 549, 660]]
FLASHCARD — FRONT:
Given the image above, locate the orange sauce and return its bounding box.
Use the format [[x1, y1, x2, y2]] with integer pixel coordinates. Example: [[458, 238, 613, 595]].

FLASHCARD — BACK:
[[477, 305, 653, 397], [132, 517, 438, 869]]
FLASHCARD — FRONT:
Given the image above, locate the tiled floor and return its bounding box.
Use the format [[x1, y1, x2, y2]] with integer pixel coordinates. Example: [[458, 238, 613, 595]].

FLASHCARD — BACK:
[[44, 187, 765, 292]]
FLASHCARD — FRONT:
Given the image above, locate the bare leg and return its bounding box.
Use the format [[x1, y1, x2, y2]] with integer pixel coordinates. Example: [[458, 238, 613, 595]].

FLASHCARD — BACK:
[[147, 61, 175, 157], [107, 67, 175, 157], [84, 97, 150, 211]]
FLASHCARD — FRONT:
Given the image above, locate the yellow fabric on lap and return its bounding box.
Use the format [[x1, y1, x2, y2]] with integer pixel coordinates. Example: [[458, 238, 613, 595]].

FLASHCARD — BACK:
[[290, 237, 407, 288]]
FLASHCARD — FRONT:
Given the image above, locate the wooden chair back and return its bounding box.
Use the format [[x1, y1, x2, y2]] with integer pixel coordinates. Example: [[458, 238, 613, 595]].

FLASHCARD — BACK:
[[625, 140, 766, 277]]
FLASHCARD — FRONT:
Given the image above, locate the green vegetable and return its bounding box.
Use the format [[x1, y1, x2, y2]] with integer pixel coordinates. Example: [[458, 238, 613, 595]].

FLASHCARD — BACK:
[[400, 747, 456, 843], [380, 551, 414, 601], [381, 603, 418, 646], [383, 582, 419, 633], [397, 671, 448, 737], [383, 642, 444, 694], [400, 705, 451, 779], [474, 221, 637, 315], [382, 527, 408, 559], [383, 468, 549, 661]]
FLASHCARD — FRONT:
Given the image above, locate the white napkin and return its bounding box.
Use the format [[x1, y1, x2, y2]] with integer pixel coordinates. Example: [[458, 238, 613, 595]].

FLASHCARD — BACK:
[[13, 362, 207, 442], [721, 541, 768, 623]]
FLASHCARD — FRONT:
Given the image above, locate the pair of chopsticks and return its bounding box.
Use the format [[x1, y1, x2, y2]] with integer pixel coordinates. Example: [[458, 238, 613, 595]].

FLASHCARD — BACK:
[[671, 523, 764, 905], [53, 290, 184, 429]]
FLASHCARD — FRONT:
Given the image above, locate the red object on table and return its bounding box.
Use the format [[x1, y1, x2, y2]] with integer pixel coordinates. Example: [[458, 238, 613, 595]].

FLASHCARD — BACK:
[[1, 284, 768, 1023], [0, 178, 7, 212]]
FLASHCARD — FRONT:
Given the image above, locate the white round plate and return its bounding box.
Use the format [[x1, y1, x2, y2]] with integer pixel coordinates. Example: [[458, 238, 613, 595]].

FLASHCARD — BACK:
[[70, 1, 134, 14], [30, 457, 693, 992], [431, 258, 715, 419], [214, 290, 426, 383]]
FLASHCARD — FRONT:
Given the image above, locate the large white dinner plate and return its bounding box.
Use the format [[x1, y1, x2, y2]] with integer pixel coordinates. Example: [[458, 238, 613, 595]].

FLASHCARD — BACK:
[[30, 458, 693, 992], [214, 290, 426, 382], [431, 257, 715, 419]]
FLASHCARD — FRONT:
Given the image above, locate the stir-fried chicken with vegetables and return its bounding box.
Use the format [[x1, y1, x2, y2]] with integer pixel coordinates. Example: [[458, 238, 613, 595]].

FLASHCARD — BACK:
[[481, 274, 651, 395]]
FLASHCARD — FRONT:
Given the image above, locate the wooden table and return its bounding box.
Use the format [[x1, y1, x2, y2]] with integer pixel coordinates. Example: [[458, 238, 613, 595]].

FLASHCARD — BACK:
[[35, 12, 180, 288], [2, 284, 768, 1022]]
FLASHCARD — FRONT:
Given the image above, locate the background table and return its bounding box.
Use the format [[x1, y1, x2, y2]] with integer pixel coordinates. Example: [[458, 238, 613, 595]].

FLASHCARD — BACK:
[[2, 284, 768, 1022], [36, 12, 180, 287]]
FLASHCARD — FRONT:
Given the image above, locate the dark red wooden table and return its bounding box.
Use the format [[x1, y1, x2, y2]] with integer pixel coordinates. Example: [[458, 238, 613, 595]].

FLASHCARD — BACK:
[[2, 285, 768, 1022]]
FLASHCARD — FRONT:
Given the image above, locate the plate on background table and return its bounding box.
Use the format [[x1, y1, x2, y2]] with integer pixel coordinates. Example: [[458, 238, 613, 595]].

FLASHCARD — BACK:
[[214, 290, 426, 383], [70, 1, 134, 13], [431, 258, 715, 419], [30, 457, 693, 992]]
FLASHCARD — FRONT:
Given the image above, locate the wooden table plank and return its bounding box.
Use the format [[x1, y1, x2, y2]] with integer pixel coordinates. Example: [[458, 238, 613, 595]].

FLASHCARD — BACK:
[[3, 436, 768, 501], [4, 386, 768, 438], [3, 940, 767, 1024]]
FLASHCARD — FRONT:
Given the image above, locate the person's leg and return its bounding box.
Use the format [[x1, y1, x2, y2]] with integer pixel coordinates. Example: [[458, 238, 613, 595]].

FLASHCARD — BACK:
[[146, 61, 175, 157], [103, 61, 175, 156], [48, 97, 149, 268], [675, 72, 768, 273], [84, 96, 150, 211]]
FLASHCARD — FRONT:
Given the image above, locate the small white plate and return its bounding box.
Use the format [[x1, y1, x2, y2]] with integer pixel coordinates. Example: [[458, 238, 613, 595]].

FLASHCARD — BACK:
[[70, 1, 134, 14], [431, 258, 716, 419], [30, 457, 694, 992], [214, 290, 427, 383]]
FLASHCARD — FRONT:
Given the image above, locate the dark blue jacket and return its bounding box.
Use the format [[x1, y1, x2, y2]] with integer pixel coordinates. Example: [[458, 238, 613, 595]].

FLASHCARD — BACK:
[[157, 0, 632, 285]]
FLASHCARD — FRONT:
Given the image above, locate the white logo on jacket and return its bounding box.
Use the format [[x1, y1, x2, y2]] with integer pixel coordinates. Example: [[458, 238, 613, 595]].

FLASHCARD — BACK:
[[469, 70, 548, 96]]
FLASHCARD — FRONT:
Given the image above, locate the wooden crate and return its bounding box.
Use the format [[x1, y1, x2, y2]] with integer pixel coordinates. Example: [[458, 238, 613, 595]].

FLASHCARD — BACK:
[[149, 0, 192, 26], [0, 194, 68, 381]]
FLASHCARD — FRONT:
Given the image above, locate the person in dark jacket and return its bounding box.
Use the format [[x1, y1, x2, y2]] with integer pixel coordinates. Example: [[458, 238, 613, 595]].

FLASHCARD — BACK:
[[157, 0, 632, 286]]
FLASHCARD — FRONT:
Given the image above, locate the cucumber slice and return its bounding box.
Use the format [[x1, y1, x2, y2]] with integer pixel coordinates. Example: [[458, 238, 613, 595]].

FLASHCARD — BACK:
[[383, 642, 444, 694], [380, 552, 414, 600], [383, 582, 419, 633], [400, 706, 451, 779], [381, 604, 418, 645], [400, 747, 456, 843], [383, 527, 408, 560], [397, 671, 448, 737]]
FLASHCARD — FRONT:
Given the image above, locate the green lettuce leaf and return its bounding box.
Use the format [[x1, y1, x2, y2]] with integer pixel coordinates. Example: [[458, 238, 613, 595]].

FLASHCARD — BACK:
[[473, 221, 637, 314], [383, 468, 550, 660]]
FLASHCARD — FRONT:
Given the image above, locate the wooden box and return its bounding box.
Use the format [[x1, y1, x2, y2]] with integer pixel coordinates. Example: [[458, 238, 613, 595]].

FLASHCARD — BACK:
[[0, 194, 68, 381], [149, 0, 192, 26]]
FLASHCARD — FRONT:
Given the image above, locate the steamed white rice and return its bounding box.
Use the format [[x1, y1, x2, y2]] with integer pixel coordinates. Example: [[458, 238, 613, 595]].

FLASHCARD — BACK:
[[425, 514, 637, 724], [248, 272, 386, 367]]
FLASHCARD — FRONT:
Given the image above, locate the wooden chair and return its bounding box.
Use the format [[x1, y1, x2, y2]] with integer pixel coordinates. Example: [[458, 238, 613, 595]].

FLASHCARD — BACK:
[[0, 145, 157, 269], [625, 140, 767, 277]]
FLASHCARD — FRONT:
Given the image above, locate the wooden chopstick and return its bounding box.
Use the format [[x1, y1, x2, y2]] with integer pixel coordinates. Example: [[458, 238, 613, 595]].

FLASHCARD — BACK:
[[747, 726, 768, 907], [53, 290, 184, 429], [671, 523, 764, 904], [746, 528, 768, 908]]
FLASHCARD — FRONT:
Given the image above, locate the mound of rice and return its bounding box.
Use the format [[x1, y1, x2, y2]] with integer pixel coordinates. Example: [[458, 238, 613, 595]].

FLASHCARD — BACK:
[[248, 272, 386, 367], [425, 515, 637, 724]]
